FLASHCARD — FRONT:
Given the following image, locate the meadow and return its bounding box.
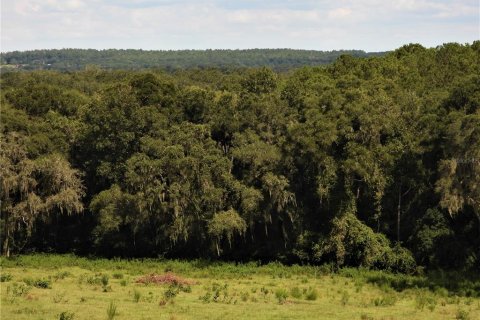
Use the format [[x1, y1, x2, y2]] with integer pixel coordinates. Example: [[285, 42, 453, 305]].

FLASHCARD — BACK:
[[1, 255, 479, 320]]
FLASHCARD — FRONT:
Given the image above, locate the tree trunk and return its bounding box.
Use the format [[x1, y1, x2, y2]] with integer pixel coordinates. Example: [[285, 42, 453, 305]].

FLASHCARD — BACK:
[[397, 186, 401, 243], [3, 226, 10, 257]]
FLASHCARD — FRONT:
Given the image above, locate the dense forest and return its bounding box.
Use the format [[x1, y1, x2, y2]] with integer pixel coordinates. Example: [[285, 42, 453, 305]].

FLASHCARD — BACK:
[[0, 49, 383, 71], [1, 42, 479, 274]]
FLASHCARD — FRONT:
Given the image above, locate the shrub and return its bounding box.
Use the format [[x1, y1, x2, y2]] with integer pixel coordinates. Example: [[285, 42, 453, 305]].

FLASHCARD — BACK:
[[314, 213, 416, 273], [1, 273, 13, 282], [24, 278, 51, 289], [164, 285, 179, 300], [199, 292, 211, 303], [305, 288, 318, 301], [456, 309, 470, 320], [275, 288, 288, 304], [6, 283, 31, 301]]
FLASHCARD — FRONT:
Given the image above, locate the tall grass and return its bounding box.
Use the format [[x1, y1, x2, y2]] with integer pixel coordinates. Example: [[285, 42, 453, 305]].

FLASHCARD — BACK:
[[2, 254, 479, 297], [106, 301, 117, 320]]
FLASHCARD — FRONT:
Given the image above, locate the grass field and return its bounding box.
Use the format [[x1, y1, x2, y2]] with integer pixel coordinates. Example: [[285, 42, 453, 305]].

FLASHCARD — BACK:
[[1, 255, 479, 320]]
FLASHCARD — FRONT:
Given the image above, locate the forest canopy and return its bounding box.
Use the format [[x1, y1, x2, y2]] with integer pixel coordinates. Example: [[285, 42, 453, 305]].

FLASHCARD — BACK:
[[1, 42, 479, 273], [0, 48, 383, 71]]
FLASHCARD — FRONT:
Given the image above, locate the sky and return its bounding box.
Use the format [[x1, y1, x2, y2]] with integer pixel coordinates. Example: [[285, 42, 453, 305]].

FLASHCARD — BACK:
[[1, 0, 479, 52]]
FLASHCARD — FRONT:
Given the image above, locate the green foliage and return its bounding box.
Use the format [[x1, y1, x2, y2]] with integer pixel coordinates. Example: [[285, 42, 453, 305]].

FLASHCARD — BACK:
[[0, 49, 379, 71], [290, 286, 302, 299], [1, 273, 13, 282], [456, 309, 471, 320], [58, 311, 75, 320], [208, 209, 247, 255], [23, 278, 51, 289], [275, 288, 289, 304], [316, 214, 416, 273], [106, 301, 117, 320], [415, 291, 437, 311], [1, 42, 479, 273], [305, 288, 318, 301], [133, 290, 141, 303]]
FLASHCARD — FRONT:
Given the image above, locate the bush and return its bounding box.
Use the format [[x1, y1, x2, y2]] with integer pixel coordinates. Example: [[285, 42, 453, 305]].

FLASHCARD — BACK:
[[314, 213, 416, 273], [456, 309, 470, 320], [24, 278, 51, 289], [275, 288, 288, 304], [305, 288, 318, 301], [1, 273, 13, 282]]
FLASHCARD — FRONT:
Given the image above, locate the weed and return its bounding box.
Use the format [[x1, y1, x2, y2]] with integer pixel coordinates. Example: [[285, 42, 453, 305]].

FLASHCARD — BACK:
[[54, 271, 71, 281], [456, 309, 470, 320], [360, 314, 373, 320], [120, 279, 127, 286], [372, 294, 397, 307], [24, 278, 51, 289], [341, 290, 350, 306], [106, 301, 117, 320], [305, 288, 318, 301], [133, 289, 141, 303], [275, 288, 288, 304], [1, 273, 13, 282], [112, 273, 123, 279], [199, 292, 212, 303], [260, 286, 270, 298], [8, 283, 31, 297], [159, 299, 168, 306], [53, 291, 67, 303], [58, 311, 75, 320], [101, 274, 109, 286], [290, 286, 302, 299], [164, 284, 181, 301], [415, 291, 437, 311]]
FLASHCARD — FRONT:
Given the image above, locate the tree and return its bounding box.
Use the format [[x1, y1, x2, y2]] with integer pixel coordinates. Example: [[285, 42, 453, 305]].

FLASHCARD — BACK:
[[0, 133, 84, 256], [436, 111, 480, 229]]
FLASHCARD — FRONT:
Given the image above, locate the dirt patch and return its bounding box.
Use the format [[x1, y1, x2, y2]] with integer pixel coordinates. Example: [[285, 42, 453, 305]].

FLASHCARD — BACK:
[[135, 272, 197, 286]]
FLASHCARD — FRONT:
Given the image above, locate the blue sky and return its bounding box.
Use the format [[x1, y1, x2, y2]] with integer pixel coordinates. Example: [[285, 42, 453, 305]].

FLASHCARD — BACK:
[[1, 0, 478, 52]]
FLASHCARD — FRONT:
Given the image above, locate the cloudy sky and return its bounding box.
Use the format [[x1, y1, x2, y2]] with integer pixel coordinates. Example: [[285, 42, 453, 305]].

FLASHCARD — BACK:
[[1, 0, 478, 52]]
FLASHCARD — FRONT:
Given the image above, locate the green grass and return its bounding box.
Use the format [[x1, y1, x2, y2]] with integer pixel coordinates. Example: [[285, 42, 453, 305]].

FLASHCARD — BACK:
[[1, 254, 479, 319]]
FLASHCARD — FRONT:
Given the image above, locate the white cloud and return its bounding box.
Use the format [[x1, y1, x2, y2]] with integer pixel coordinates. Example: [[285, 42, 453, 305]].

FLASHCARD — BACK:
[[328, 8, 352, 19], [1, 0, 478, 52]]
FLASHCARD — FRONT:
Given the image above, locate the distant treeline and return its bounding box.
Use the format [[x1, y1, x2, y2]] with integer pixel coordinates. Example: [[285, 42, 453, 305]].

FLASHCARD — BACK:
[[1, 42, 479, 273], [0, 48, 384, 71]]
